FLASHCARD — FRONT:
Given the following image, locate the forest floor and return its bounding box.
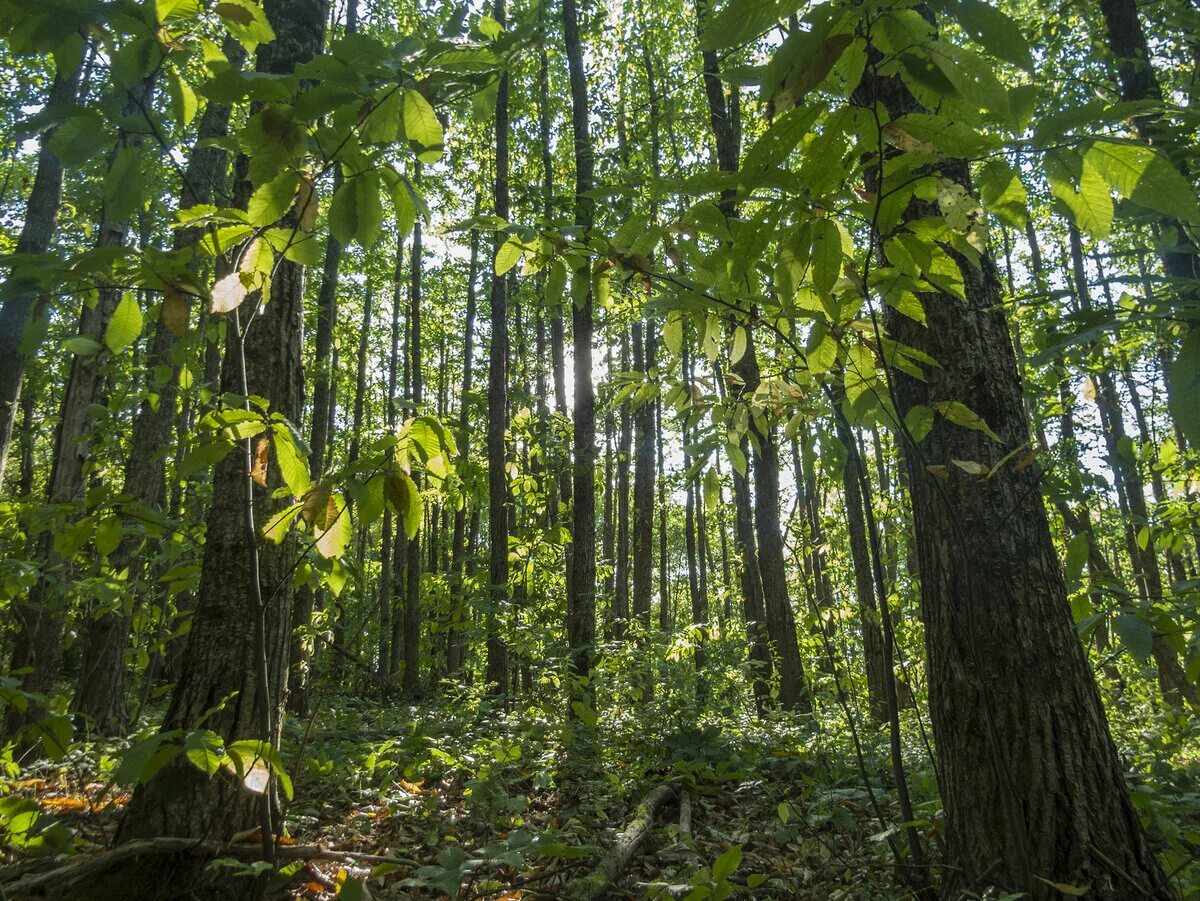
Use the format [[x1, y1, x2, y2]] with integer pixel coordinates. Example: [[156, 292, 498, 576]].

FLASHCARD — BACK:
[[0, 689, 920, 899], [3, 682, 1199, 899]]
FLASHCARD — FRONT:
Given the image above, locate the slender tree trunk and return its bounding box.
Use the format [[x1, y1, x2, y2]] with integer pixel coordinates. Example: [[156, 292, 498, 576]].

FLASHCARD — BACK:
[[449, 207, 479, 677], [486, 0, 511, 691], [614, 329, 633, 637], [563, 0, 598, 724], [0, 62, 82, 490], [631, 320, 655, 633], [5, 77, 155, 739], [73, 41, 246, 734], [403, 184, 424, 698], [1067, 226, 1195, 707]]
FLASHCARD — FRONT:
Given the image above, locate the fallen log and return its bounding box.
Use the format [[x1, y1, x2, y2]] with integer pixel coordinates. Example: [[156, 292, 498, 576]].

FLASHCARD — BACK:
[[0, 837, 421, 896], [575, 783, 676, 901]]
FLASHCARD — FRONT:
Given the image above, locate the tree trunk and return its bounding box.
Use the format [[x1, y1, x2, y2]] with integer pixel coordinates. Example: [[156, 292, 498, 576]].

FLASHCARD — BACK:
[[486, 0, 510, 692], [5, 76, 155, 740], [403, 185, 424, 697], [563, 0, 598, 723], [0, 62, 82, 491], [857, 44, 1170, 896], [449, 206, 479, 677], [73, 41, 247, 734], [116, 0, 327, 871], [631, 320, 655, 633]]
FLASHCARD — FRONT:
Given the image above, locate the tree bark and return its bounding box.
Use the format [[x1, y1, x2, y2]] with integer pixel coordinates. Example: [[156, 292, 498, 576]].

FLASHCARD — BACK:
[[486, 0, 511, 693], [116, 0, 327, 870], [563, 0, 598, 723], [73, 40, 247, 735], [856, 40, 1170, 896], [0, 62, 82, 491]]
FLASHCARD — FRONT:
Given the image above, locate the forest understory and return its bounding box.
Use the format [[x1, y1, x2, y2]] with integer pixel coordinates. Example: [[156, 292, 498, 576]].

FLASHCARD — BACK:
[[2, 0, 1200, 893]]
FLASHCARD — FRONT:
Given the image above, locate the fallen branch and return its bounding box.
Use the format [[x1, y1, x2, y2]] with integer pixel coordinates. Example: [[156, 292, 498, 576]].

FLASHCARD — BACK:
[[575, 783, 676, 901], [0, 837, 421, 896]]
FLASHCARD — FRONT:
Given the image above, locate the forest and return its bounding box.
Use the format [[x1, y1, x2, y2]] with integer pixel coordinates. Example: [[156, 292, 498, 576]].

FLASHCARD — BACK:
[[0, 0, 1198, 895]]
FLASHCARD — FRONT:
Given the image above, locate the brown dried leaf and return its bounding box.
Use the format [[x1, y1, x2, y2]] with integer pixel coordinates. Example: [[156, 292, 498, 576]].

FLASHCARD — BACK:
[[251, 435, 270, 487]]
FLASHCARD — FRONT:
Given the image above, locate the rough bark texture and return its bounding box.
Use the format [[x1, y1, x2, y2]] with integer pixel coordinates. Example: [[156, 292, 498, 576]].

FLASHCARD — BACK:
[[6, 77, 155, 740], [857, 54, 1170, 895], [73, 40, 246, 734], [0, 64, 81, 491], [116, 0, 326, 880], [486, 0, 511, 692], [563, 0, 598, 712]]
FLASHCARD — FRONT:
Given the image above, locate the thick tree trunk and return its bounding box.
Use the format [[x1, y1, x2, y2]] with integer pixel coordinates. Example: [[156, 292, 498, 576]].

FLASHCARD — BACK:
[[857, 48, 1170, 896], [116, 0, 327, 874]]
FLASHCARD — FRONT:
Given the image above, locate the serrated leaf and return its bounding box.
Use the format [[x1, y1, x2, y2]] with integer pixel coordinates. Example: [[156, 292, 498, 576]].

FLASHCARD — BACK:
[[330, 170, 383, 247], [403, 89, 442, 160], [495, 237, 522, 276], [105, 294, 143, 354], [1085, 140, 1200, 225]]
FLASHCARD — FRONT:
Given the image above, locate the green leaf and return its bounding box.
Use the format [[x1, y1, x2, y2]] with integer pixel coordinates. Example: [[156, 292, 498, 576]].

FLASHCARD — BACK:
[[570, 700, 598, 727], [1047, 151, 1112, 240], [105, 294, 143, 354], [94, 514, 122, 556], [1065, 533, 1089, 586], [933, 400, 1001, 441], [1085, 140, 1200, 225], [663, 311, 684, 357], [977, 158, 1027, 228], [937, 0, 1033, 71], [810, 218, 842, 296], [248, 170, 298, 226], [272, 422, 312, 496], [1113, 613, 1153, 661], [403, 89, 443, 161], [314, 492, 351, 559], [730, 326, 748, 365], [329, 170, 383, 247], [103, 145, 145, 222], [495, 237, 523, 276], [1168, 329, 1200, 448], [699, 0, 795, 51], [713, 845, 742, 881], [166, 68, 198, 127], [904, 404, 935, 442]]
